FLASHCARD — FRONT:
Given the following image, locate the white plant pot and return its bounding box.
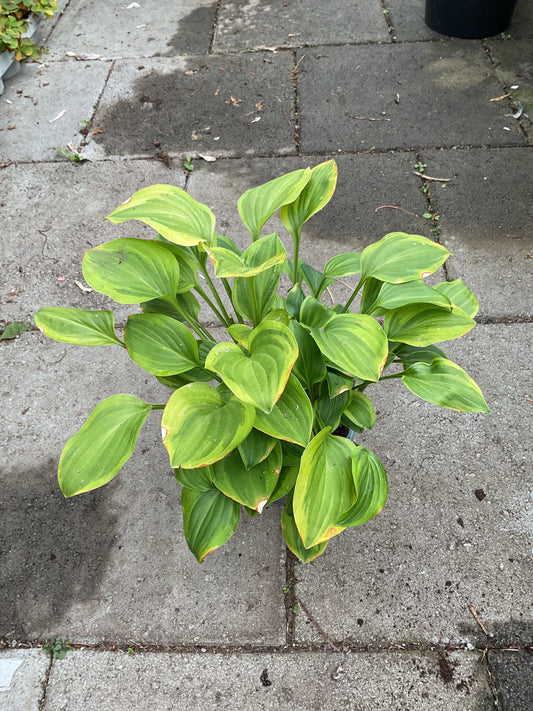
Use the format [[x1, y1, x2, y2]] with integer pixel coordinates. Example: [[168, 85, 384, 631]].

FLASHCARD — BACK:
[[0, 13, 42, 95]]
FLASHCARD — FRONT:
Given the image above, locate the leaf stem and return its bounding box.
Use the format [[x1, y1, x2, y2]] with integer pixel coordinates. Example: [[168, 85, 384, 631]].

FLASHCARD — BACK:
[[221, 277, 243, 324], [194, 285, 230, 327], [341, 277, 365, 313], [200, 269, 234, 326], [170, 296, 215, 341], [291, 227, 302, 285]]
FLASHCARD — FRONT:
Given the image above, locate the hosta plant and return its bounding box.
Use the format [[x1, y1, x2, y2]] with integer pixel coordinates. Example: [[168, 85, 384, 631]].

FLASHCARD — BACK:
[[1, 0, 58, 61], [35, 161, 489, 563]]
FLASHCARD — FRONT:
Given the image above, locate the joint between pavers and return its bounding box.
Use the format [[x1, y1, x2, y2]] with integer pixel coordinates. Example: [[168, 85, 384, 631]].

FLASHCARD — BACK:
[[292, 50, 301, 154], [78, 60, 116, 153], [208, 0, 223, 55], [37, 652, 53, 711], [380, 0, 397, 43], [284, 547, 298, 645]]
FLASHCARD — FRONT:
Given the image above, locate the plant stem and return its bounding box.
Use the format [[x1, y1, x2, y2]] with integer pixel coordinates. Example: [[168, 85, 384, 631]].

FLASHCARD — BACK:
[[194, 285, 230, 327], [170, 296, 215, 341], [149, 404, 166, 410], [221, 277, 243, 324], [200, 270, 234, 325], [378, 373, 403, 381], [291, 227, 302, 285], [341, 277, 364, 313]]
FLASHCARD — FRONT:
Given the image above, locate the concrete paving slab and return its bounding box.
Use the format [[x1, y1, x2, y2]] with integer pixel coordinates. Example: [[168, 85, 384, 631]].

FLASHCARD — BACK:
[[84, 54, 295, 161], [44, 0, 217, 59], [0, 161, 187, 325], [0, 60, 110, 163], [0, 333, 286, 644], [486, 39, 533, 144], [43, 648, 493, 709], [488, 649, 533, 710], [507, 0, 533, 39], [297, 42, 526, 153], [422, 147, 533, 319], [386, 0, 446, 41], [0, 649, 48, 711], [294, 324, 533, 647], [213, 0, 390, 52]]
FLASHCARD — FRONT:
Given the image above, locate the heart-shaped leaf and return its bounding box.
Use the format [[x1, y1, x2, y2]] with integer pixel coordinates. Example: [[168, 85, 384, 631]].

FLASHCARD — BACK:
[[299, 296, 335, 329], [326, 369, 353, 397], [402, 357, 490, 412], [289, 320, 326, 390], [238, 428, 277, 469], [434, 279, 479, 318], [35, 307, 122, 346], [282, 491, 328, 563], [360, 233, 450, 284], [174, 465, 213, 491], [59, 395, 151, 497], [342, 391, 376, 430], [281, 160, 337, 240], [293, 429, 357, 548], [384, 304, 476, 346], [211, 444, 282, 512], [83, 238, 179, 304], [162, 384, 255, 468], [238, 168, 311, 240], [324, 252, 361, 278], [308, 313, 388, 382], [337, 447, 388, 527], [205, 232, 286, 278], [205, 320, 298, 413], [370, 280, 452, 314], [315, 381, 350, 431], [124, 313, 199, 376], [182, 487, 240, 562], [107, 184, 216, 246], [252, 374, 313, 447]]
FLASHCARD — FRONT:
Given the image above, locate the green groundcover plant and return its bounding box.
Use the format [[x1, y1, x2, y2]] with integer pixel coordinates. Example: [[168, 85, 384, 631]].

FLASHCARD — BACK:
[[1, 0, 58, 61], [35, 161, 489, 563]]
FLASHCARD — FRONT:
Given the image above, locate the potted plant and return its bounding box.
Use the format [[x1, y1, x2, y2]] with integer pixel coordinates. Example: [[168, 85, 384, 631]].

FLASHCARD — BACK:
[[35, 161, 489, 563], [425, 0, 518, 38], [0, 0, 58, 93]]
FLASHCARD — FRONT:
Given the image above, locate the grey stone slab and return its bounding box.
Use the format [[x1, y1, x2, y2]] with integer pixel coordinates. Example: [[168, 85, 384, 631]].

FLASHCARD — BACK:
[[0, 650, 48, 711], [0, 60, 110, 163], [423, 147, 533, 319], [84, 54, 295, 161], [295, 324, 533, 647], [386, 0, 448, 41], [508, 0, 533, 39], [0, 333, 286, 644], [213, 0, 390, 52], [43, 648, 493, 710], [486, 40, 533, 144], [297, 42, 526, 153], [489, 650, 533, 711], [0, 161, 186, 325], [44, 0, 217, 59]]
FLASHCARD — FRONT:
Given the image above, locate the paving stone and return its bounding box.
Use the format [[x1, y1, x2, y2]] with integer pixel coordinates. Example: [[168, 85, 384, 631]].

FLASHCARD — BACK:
[[486, 40, 533, 144], [0, 161, 186, 325], [0, 60, 110, 163], [422, 147, 533, 319], [0, 333, 286, 645], [294, 324, 533, 647], [386, 0, 447, 41], [213, 0, 390, 52], [508, 0, 533, 38], [488, 649, 533, 710], [297, 42, 525, 153], [43, 0, 217, 58], [43, 648, 493, 710], [84, 54, 296, 161], [0, 649, 48, 711]]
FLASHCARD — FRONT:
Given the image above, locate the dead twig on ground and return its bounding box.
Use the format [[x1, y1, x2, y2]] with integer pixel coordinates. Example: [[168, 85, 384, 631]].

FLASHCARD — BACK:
[[294, 595, 342, 652], [346, 113, 391, 122], [375, 205, 419, 217], [413, 171, 450, 182], [468, 602, 489, 636]]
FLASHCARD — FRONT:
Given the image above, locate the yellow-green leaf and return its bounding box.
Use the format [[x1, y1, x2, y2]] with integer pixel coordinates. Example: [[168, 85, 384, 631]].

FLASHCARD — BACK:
[[182, 488, 240, 562], [384, 304, 476, 346], [360, 233, 450, 284], [253, 374, 313, 447], [35, 308, 122, 346], [281, 160, 337, 240], [337, 447, 388, 527]]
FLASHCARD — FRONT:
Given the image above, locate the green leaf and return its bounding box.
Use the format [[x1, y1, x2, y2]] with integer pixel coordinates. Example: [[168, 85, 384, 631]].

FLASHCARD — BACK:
[[337, 447, 388, 527], [174, 465, 213, 491], [370, 280, 451, 314], [326, 369, 353, 397], [315, 381, 350, 431], [205, 232, 286, 278], [269, 464, 299, 504], [232, 256, 285, 324], [205, 321, 298, 413], [434, 279, 479, 318], [162, 384, 255, 468], [238, 168, 311, 240], [211, 444, 282, 512], [286, 283, 305, 318], [359, 277, 383, 315], [228, 323, 253, 347], [157, 241, 200, 292], [107, 184, 216, 246], [299, 262, 334, 298], [282, 491, 328, 563], [280, 160, 337, 240], [324, 252, 361, 278], [0, 321, 30, 341], [342, 391, 376, 430], [393, 343, 447, 367], [59, 395, 151, 497], [401, 358, 490, 412], [384, 304, 476, 346], [82, 238, 179, 304], [35, 308, 122, 347], [299, 296, 335, 329], [182, 487, 240, 562], [293, 429, 357, 548], [289, 320, 327, 390], [238, 428, 277, 469], [124, 313, 199, 376], [308, 313, 388, 381], [253, 374, 313, 447], [360, 233, 450, 284]]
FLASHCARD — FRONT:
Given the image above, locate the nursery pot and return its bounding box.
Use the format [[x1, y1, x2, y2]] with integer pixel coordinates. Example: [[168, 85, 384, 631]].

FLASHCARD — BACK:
[[425, 0, 518, 38]]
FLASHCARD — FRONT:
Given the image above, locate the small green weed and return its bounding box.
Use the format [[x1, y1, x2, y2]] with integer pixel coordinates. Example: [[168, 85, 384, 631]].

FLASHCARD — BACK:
[[43, 637, 71, 660], [414, 162, 427, 173], [55, 147, 86, 163], [183, 155, 194, 172]]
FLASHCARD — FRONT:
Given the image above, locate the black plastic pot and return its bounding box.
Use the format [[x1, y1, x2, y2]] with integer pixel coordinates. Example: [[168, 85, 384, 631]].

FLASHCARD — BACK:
[[425, 0, 518, 39]]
